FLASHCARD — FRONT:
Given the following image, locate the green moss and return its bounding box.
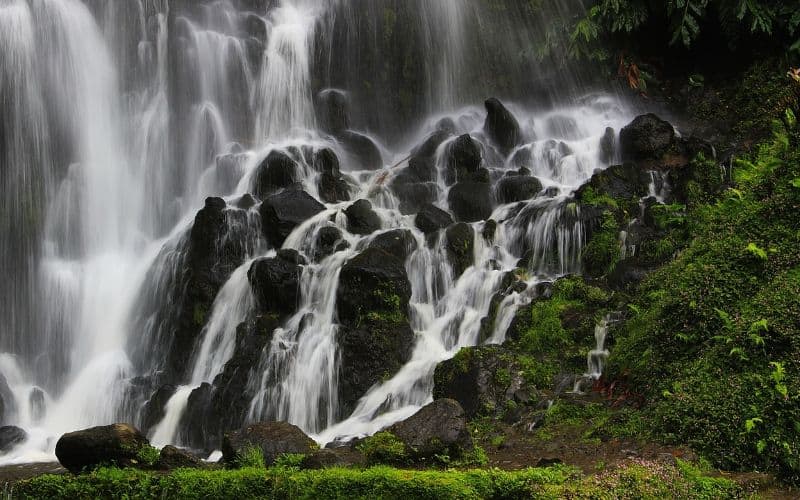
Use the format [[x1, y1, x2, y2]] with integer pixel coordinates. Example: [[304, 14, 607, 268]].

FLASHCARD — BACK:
[[581, 210, 622, 277], [135, 445, 160, 468], [357, 432, 408, 466]]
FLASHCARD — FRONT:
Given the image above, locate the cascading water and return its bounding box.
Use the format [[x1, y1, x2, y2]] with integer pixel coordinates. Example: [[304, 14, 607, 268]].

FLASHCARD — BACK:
[[0, 0, 639, 463]]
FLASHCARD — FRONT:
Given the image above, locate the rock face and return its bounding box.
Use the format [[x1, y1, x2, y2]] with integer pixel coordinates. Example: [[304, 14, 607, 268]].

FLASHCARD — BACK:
[[157, 445, 202, 470], [446, 134, 482, 184], [415, 204, 453, 234], [337, 248, 411, 325], [345, 199, 382, 235], [387, 399, 473, 459], [339, 131, 383, 170], [317, 89, 350, 135], [222, 421, 317, 467], [313, 226, 348, 262], [315, 148, 351, 203], [496, 175, 543, 204], [367, 229, 416, 262], [0, 426, 27, 453], [484, 98, 521, 155], [600, 127, 616, 163], [248, 250, 305, 317], [253, 150, 298, 198], [445, 223, 475, 278], [55, 423, 150, 473], [141, 384, 177, 434], [448, 182, 493, 222], [619, 114, 676, 160], [575, 163, 652, 202], [259, 188, 325, 248]]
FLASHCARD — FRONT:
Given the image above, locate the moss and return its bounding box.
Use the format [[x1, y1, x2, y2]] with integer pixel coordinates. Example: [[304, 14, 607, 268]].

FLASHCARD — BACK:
[[135, 445, 160, 468], [581, 210, 622, 277], [357, 432, 408, 466]]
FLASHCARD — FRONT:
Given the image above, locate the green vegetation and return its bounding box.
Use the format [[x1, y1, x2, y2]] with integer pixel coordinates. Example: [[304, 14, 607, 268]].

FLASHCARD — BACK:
[[357, 432, 408, 466], [13, 462, 740, 500], [134, 445, 160, 468]]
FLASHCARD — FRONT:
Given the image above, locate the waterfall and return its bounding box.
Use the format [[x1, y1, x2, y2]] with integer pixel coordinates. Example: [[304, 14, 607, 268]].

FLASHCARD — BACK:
[[0, 0, 637, 462]]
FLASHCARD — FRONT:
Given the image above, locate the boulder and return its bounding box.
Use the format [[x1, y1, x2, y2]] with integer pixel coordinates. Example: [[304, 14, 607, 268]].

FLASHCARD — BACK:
[[484, 98, 522, 155], [313, 226, 349, 262], [445, 134, 482, 184], [619, 114, 676, 161], [390, 180, 439, 215], [415, 204, 453, 234], [222, 421, 317, 467], [496, 175, 543, 204], [157, 445, 202, 470], [55, 423, 150, 473], [445, 223, 475, 278], [318, 173, 351, 204], [317, 89, 350, 135], [600, 127, 616, 163], [0, 375, 15, 426], [253, 150, 298, 198], [367, 229, 416, 262], [0, 426, 27, 453], [300, 448, 364, 469], [387, 399, 473, 459], [575, 163, 651, 202], [345, 199, 381, 235], [141, 384, 177, 434], [448, 182, 493, 222], [248, 250, 305, 317], [338, 131, 383, 170], [259, 188, 325, 248]]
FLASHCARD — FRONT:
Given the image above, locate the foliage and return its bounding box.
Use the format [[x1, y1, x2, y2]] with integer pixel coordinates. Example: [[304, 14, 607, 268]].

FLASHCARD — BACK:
[[357, 432, 408, 466], [236, 446, 266, 469], [135, 445, 160, 468]]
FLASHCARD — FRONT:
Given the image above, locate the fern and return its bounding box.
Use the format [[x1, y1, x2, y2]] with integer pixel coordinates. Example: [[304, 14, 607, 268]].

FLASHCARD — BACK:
[[668, 0, 709, 46]]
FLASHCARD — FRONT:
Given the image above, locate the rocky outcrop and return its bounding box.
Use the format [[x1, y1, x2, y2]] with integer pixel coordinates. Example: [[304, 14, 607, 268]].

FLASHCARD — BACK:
[[313, 226, 349, 262], [315, 148, 351, 203], [0, 426, 27, 453], [157, 445, 203, 470], [484, 98, 522, 155], [259, 188, 325, 248], [55, 424, 150, 473], [317, 89, 350, 135], [448, 182, 493, 222], [445, 223, 475, 278], [248, 250, 305, 317], [252, 150, 298, 198], [496, 175, 543, 204], [620, 114, 676, 161], [222, 421, 317, 467], [415, 204, 453, 235], [345, 199, 381, 235], [141, 384, 177, 434], [336, 248, 411, 325], [390, 129, 452, 214], [367, 229, 416, 262], [445, 134, 482, 184], [387, 399, 473, 460]]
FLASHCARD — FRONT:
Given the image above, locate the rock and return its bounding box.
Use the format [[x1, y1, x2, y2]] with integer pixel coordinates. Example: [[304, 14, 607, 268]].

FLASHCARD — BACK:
[[157, 445, 202, 470], [387, 399, 473, 460], [259, 188, 325, 248], [234, 193, 257, 210], [313, 226, 348, 262], [141, 384, 177, 434], [367, 229, 416, 262], [55, 423, 150, 473], [345, 199, 381, 235], [482, 220, 497, 242], [415, 204, 453, 234], [436, 117, 457, 134], [576, 163, 651, 202], [390, 180, 439, 215], [317, 89, 350, 135], [496, 175, 543, 204], [0, 375, 15, 426], [300, 448, 364, 469], [445, 223, 475, 278], [619, 114, 676, 160], [446, 134, 482, 184], [318, 173, 351, 205], [336, 247, 412, 325], [0, 426, 27, 453], [448, 182, 493, 222], [248, 251, 305, 317], [484, 98, 522, 155], [313, 148, 341, 176], [338, 131, 383, 170], [433, 346, 529, 419], [222, 421, 317, 467], [600, 127, 616, 163], [546, 115, 581, 140], [252, 150, 298, 198], [411, 129, 452, 163]]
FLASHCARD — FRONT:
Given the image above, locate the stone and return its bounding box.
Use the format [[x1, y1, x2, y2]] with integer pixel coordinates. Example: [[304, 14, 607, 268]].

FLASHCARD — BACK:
[[252, 150, 298, 198], [496, 175, 543, 204], [484, 98, 522, 155], [387, 399, 473, 460], [259, 188, 325, 248], [619, 114, 676, 161], [222, 421, 317, 467], [447, 182, 493, 222], [445, 223, 475, 278], [344, 199, 381, 235], [415, 204, 453, 234], [55, 423, 150, 473]]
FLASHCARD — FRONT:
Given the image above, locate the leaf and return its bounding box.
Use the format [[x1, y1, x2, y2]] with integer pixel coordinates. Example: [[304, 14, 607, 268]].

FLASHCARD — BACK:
[[756, 440, 767, 454], [745, 417, 763, 433], [791, 178, 800, 189], [746, 242, 768, 260]]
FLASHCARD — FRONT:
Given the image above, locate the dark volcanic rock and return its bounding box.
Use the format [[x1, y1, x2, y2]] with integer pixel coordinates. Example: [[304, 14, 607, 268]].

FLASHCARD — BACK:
[[0, 426, 27, 453], [448, 182, 493, 222], [445, 223, 475, 278], [367, 229, 416, 262], [576, 163, 652, 202], [620, 114, 676, 161], [390, 179, 439, 215], [55, 423, 150, 473], [317, 89, 350, 135], [248, 250, 305, 317], [259, 188, 325, 248], [600, 126, 616, 163], [387, 399, 473, 460], [345, 199, 382, 235], [415, 204, 453, 234], [253, 150, 298, 199], [484, 98, 522, 155], [314, 226, 348, 262], [142, 384, 177, 434], [446, 134, 482, 184], [157, 445, 202, 470], [338, 131, 383, 170], [222, 421, 317, 467], [336, 247, 411, 325], [315, 148, 351, 203], [496, 175, 543, 204]]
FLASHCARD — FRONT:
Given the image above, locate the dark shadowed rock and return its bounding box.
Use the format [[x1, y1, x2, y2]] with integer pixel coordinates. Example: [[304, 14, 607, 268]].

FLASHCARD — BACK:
[[620, 114, 676, 160], [0, 426, 27, 453], [313, 148, 340, 175], [317, 89, 350, 135], [157, 445, 202, 470], [142, 384, 177, 434], [415, 204, 453, 234], [0, 375, 15, 426], [339, 131, 383, 170], [345, 199, 381, 235], [387, 399, 473, 459], [390, 179, 439, 215], [496, 175, 543, 204], [445, 223, 475, 278], [446, 134, 482, 184], [600, 127, 616, 163], [253, 150, 298, 198], [575, 163, 651, 202], [55, 423, 150, 473], [248, 251, 305, 317], [259, 188, 325, 248], [315, 148, 351, 203], [314, 226, 349, 262], [484, 98, 521, 155], [222, 421, 317, 467], [337, 247, 411, 325], [448, 182, 493, 222], [367, 229, 416, 261]]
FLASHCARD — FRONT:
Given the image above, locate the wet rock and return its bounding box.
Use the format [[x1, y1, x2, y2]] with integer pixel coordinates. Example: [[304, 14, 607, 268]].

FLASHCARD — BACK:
[[600, 127, 616, 163], [433, 346, 529, 420], [253, 150, 298, 199], [141, 384, 177, 434], [387, 399, 473, 460], [484, 98, 522, 155], [436, 117, 457, 134], [315, 148, 352, 204], [546, 115, 581, 140], [345, 199, 381, 235], [482, 220, 497, 242], [338, 131, 383, 171], [222, 421, 317, 467], [619, 114, 676, 161], [313, 148, 341, 175], [234, 193, 257, 210], [337, 247, 412, 325], [157, 445, 202, 470], [411, 129, 452, 164], [0, 375, 15, 426], [415, 204, 453, 234], [314, 226, 348, 261], [496, 175, 543, 204], [445, 134, 482, 184], [367, 229, 416, 262], [317, 89, 350, 135], [575, 163, 651, 202], [390, 180, 439, 215], [510, 148, 533, 170], [448, 182, 493, 222], [248, 252, 304, 317], [300, 448, 364, 469], [0, 426, 27, 453], [55, 423, 150, 473], [445, 223, 475, 278], [259, 188, 325, 248]]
